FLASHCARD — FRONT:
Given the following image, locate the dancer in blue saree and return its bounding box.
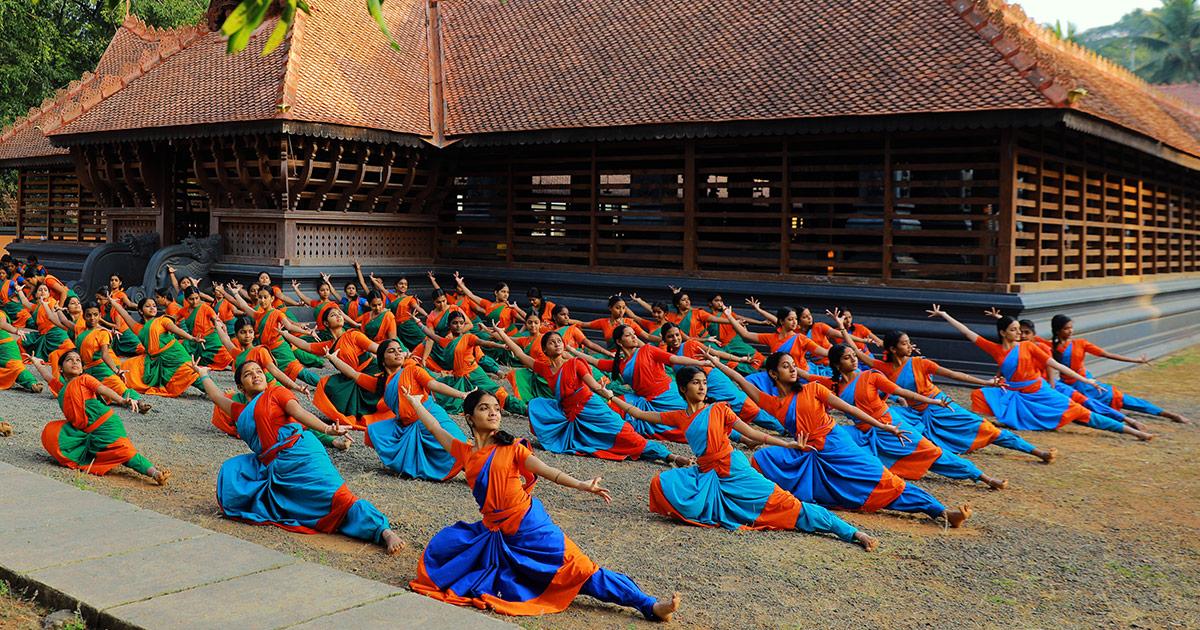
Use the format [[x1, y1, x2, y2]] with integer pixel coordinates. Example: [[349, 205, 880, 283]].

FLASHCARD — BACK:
[[409, 389, 682, 620], [193, 362, 404, 553], [606, 366, 878, 551]]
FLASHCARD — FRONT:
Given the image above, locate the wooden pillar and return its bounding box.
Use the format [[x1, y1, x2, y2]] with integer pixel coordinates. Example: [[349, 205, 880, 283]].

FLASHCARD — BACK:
[[997, 129, 1018, 287], [46, 171, 53, 239], [589, 143, 599, 267], [1135, 176, 1144, 277], [1058, 136, 1067, 280], [779, 140, 791, 275], [15, 171, 23, 241], [76, 178, 83, 242], [881, 133, 895, 281], [504, 162, 514, 265], [682, 140, 697, 272]]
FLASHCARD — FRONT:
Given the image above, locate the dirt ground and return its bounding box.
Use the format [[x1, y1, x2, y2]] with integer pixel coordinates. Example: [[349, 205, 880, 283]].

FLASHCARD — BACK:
[[0, 580, 51, 630], [1, 349, 1199, 629]]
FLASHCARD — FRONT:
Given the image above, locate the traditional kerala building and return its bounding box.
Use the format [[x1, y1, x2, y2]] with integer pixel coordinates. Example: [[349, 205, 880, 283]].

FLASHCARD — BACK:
[[3, 0, 1200, 372]]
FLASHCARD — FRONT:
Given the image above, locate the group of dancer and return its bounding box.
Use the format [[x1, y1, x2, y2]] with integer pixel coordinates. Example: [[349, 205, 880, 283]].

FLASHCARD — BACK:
[[0, 252, 1188, 623]]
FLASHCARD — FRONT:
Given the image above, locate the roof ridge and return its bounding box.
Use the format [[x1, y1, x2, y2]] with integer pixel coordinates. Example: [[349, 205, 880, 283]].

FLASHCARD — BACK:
[[274, 9, 308, 117], [424, 0, 448, 145], [950, 0, 1200, 118], [0, 73, 100, 145], [42, 23, 209, 136], [121, 12, 208, 41], [946, 0, 1072, 106]]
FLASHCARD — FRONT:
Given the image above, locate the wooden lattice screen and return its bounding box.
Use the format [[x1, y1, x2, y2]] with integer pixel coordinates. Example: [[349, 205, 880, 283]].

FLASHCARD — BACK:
[[16, 168, 105, 242], [1012, 128, 1200, 284], [439, 131, 1006, 288]]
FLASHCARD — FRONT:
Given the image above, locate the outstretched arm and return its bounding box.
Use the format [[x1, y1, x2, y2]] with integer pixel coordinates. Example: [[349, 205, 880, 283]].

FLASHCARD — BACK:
[[191, 364, 234, 417], [722, 307, 760, 342], [353, 260, 369, 296], [704, 348, 762, 404], [487, 326, 536, 370], [523, 454, 612, 503], [1046, 358, 1100, 387], [602, 389, 662, 423], [401, 387, 458, 452], [731, 419, 799, 448], [823, 391, 912, 444], [933, 364, 1001, 388], [290, 279, 313, 304], [284, 398, 349, 437], [26, 355, 54, 386], [325, 349, 364, 380], [1095, 347, 1150, 365], [745, 297, 777, 324], [926, 304, 978, 343]]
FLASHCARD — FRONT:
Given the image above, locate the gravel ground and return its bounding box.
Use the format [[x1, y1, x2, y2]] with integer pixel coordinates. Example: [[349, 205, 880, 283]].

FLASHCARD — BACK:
[[1, 351, 1199, 629]]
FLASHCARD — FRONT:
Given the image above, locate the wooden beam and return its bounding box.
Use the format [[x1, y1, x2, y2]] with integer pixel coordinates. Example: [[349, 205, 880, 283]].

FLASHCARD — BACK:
[[780, 140, 791, 275], [505, 162, 515, 264], [683, 140, 697, 272], [589, 143, 599, 268], [365, 145, 396, 212], [336, 145, 371, 212], [882, 133, 894, 281], [15, 171, 23, 241]]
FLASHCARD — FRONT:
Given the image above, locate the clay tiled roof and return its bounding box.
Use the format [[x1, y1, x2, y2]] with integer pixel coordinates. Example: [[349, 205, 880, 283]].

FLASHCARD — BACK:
[[436, 0, 1050, 136], [5, 0, 1200, 161], [0, 20, 206, 164], [1155, 83, 1200, 109], [48, 0, 429, 140]]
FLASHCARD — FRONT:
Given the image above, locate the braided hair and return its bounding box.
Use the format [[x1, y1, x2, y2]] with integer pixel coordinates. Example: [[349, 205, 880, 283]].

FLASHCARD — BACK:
[[882, 330, 906, 363], [610, 323, 631, 383], [1050, 314, 1072, 363], [828, 343, 854, 390]]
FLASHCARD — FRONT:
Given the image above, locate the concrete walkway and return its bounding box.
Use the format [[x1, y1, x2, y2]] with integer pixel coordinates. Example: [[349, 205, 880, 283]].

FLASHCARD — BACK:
[[0, 462, 513, 629]]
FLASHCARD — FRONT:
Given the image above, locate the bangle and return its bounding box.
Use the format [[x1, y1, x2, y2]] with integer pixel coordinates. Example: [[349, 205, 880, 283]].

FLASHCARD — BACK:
[[197, 375, 210, 384]]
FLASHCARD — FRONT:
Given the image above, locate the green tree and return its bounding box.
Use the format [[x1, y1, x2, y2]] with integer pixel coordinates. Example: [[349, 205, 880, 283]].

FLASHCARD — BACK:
[[1134, 0, 1200, 83], [1050, 20, 1080, 44]]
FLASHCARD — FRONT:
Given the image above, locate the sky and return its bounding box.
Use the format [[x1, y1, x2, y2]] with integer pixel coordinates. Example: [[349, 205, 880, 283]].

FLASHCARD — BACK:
[[1013, 0, 1161, 31]]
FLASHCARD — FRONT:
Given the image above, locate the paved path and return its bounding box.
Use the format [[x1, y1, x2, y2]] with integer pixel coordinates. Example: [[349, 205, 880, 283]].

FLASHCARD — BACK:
[[0, 461, 513, 630]]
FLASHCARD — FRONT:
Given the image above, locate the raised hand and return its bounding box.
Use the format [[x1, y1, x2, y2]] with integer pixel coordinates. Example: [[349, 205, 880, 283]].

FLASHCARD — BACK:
[[399, 385, 424, 405], [745, 297, 760, 309], [825, 307, 843, 327], [453, 271, 465, 286], [926, 304, 946, 319], [667, 285, 681, 294], [167, 265, 176, 274], [291, 279, 301, 290], [983, 307, 1002, 319]]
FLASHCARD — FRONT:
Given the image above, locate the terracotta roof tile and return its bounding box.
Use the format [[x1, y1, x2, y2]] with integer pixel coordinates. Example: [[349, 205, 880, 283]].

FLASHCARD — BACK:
[[49, 0, 430, 139], [436, 0, 1050, 136], [1156, 83, 1200, 108]]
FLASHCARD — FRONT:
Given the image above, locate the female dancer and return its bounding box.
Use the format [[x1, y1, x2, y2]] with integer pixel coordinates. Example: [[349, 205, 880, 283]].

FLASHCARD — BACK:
[[627, 295, 673, 339], [95, 288, 143, 356], [827, 342, 1009, 489], [1051, 314, 1191, 424], [703, 294, 765, 374], [549, 305, 613, 356], [838, 323, 1055, 463], [0, 310, 40, 393], [929, 305, 1153, 440], [194, 362, 404, 553], [281, 308, 383, 430], [222, 286, 322, 387], [30, 353, 168, 485], [574, 324, 710, 443], [208, 315, 319, 438], [659, 322, 783, 432], [490, 325, 688, 465], [323, 340, 469, 480], [72, 302, 146, 408], [178, 287, 225, 368], [362, 269, 426, 350], [418, 311, 525, 414], [605, 367, 876, 550], [408, 389, 681, 620], [580, 295, 659, 347], [527, 287, 555, 326], [744, 299, 867, 376], [707, 351, 973, 527], [839, 309, 882, 355], [14, 282, 71, 361], [424, 288, 470, 337], [110, 298, 200, 397], [358, 291, 398, 344], [723, 305, 829, 380]]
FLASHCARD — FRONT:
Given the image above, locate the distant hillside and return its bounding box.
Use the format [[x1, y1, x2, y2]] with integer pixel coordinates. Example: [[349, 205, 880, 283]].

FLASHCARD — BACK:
[[1076, 9, 1155, 74]]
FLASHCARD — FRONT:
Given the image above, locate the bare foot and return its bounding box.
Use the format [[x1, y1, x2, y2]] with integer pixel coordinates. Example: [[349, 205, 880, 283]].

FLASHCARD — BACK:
[[981, 475, 1008, 491], [332, 436, 352, 451], [0, 422, 12, 437], [652, 592, 682, 622], [668, 454, 694, 467], [854, 531, 879, 552], [1133, 429, 1155, 441], [944, 504, 972, 528], [1126, 418, 1148, 432], [1161, 411, 1190, 424], [30, 382, 44, 394], [382, 529, 406, 555], [137, 402, 152, 414], [1037, 447, 1058, 464], [153, 469, 172, 486]]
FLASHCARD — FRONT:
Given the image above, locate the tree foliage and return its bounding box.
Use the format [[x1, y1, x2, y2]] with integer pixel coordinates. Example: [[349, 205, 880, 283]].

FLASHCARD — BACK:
[[1078, 0, 1200, 84]]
